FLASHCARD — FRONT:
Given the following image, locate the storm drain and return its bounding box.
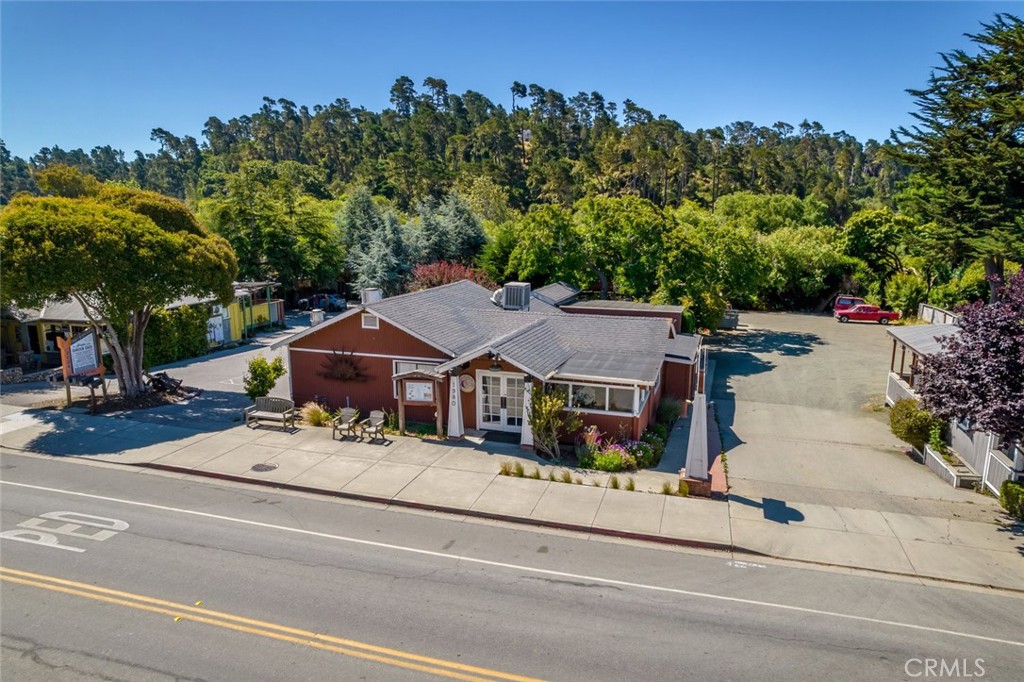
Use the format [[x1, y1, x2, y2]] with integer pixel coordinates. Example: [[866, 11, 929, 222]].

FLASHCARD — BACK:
[[250, 462, 279, 473]]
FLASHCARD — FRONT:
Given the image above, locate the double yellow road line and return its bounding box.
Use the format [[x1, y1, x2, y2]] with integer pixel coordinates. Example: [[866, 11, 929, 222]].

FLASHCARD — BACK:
[[0, 567, 543, 682]]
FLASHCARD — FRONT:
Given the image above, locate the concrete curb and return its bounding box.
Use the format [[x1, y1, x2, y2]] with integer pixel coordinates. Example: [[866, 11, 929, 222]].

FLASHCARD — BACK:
[[128, 461, 1024, 594], [127, 460, 744, 555], [4, 446, 1021, 594]]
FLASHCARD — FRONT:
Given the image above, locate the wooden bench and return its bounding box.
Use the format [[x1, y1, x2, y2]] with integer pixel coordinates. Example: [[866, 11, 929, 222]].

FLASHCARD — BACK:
[[244, 397, 296, 430]]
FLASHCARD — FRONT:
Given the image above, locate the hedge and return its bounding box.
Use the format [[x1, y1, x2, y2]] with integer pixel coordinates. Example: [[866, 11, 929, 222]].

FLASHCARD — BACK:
[[144, 305, 210, 368], [1000, 480, 1024, 520], [889, 399, 941, 451]]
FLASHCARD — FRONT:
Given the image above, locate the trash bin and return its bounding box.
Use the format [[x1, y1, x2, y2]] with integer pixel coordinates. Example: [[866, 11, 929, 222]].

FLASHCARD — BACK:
[[310, 308, 325, 326]]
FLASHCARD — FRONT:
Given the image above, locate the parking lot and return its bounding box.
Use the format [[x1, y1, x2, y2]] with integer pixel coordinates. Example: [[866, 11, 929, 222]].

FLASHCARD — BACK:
[[709, 312, 998, 520]]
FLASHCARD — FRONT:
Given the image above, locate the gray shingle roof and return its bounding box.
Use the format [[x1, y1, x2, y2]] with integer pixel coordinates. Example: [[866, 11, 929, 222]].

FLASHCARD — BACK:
[[665, 335, 701, 363], [562, 299, 681, 314], [278, 280, 673, 384], [532, 282, 580, 306], [886, 323, 959, 356]]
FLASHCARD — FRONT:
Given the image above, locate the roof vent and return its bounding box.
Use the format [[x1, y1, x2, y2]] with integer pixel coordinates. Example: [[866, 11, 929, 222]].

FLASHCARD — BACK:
[[360, 288, 383, 305], [501, 282, 531, 311]]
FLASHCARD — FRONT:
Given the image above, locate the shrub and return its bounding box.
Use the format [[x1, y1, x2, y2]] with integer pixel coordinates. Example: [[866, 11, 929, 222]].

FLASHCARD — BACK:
[[661, 481, 674, 495], [650, 423, 669, 442], [530, 386, 584, 459], [625, 477, 635, 491], [591, 444, 638, 472], [641, 430, 666, 464], [889, 399, 940, 451], [499, 460, 514, 476], [548, 471, 557, 482], [144, 305, 211, 368], [609, 475, 620, 490], [243, 355, 286, 400], [1000, 480, 1024, 520], [529, 468, 542, 479], [300, 401, 331, 427], [559, 470, 573, 484], [657, 398, 683, 426], [885, 272, 928, 319], [513, 462, 525, 477], [677, 480, 689, 497]]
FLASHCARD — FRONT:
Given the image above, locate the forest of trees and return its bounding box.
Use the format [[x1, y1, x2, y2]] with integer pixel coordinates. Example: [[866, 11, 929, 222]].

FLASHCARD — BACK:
[[2, 14, 1020, 329]]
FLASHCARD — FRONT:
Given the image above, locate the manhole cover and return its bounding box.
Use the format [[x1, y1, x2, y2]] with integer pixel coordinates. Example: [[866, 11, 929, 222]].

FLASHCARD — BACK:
[[250, 462, 278, 473]]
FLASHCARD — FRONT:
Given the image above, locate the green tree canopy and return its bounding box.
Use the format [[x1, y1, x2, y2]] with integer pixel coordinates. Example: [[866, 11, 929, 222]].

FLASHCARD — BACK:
[[891, 13, 1024, 300], [1, 184, 237, 397]]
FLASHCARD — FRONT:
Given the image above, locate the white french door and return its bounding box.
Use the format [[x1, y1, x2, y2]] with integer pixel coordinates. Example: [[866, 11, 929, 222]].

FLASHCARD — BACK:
[[477, 371, 525, 432]]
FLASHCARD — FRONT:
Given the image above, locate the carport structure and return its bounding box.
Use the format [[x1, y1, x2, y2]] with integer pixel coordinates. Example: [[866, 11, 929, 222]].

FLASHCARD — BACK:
[[884, 323, 958, 406]]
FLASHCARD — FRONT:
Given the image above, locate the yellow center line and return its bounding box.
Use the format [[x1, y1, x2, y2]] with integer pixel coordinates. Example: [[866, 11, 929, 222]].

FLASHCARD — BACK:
[[0, 567, 544, 682]]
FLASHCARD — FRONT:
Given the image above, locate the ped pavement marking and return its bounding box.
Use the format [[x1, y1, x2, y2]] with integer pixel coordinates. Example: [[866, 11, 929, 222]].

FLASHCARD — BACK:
[[0, 567, 538, 682], [3, 480, 1023, 650]]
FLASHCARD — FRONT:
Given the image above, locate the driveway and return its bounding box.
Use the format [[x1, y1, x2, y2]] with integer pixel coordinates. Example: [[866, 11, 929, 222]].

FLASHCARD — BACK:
[[709, 312, 997, 521], [0, 311, 325, 430]]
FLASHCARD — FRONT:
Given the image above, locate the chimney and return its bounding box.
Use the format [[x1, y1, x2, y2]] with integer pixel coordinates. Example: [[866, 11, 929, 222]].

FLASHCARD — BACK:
[[360, 288, 383, 305], [501, 282, 531, 311]]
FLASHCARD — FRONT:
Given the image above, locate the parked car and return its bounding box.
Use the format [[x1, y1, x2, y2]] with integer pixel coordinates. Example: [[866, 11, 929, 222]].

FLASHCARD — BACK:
[[835, 304, 900, 324], [832, 295, 866, 312], [298, 294, 347, 312]]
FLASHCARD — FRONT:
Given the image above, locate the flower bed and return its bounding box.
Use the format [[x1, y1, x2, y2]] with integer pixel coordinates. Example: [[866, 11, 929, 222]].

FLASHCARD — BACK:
[[577, 431, 664, 472]]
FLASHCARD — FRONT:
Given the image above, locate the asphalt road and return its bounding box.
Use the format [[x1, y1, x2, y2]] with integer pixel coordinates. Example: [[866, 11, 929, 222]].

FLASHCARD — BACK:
[[2, 453, 1022, 681]]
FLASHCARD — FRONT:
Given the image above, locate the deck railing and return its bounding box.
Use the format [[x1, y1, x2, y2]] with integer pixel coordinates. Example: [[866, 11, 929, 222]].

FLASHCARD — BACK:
[[886, 372, 917, 406]]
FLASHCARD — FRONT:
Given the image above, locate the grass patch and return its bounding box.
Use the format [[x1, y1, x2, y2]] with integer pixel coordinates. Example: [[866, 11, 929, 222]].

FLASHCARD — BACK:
[[559, 470, 573, 484], [625, 477, 635, 491], [513, 462, 525, 478], [499, 460, 514, 476], [609, 475, 620, 490], [529, 468, 542, 479]]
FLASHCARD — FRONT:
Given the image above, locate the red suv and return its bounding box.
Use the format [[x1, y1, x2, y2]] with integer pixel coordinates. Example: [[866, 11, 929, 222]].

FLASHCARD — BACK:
[[832, 295, 866, 312], [835, 304, 900, 325]]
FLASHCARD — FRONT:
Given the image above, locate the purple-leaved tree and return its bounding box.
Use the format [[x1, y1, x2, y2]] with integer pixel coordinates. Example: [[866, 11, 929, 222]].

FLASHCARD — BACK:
[[919, 272, 1024, 441]]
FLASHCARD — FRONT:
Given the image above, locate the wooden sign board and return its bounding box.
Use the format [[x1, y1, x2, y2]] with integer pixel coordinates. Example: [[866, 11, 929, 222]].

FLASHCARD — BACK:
[[404, 381, 434, 404]]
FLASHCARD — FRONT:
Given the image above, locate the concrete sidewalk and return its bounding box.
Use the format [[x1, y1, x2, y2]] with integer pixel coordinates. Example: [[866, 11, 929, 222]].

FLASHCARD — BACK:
[[1, 404, 1021, 591]]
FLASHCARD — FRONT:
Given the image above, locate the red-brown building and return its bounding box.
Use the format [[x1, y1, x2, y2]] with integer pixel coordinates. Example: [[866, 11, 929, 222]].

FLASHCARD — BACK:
[[272, 281, 700, 448]]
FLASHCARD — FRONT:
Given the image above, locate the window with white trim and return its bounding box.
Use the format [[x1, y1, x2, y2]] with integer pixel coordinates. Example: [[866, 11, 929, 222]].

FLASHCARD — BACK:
[[551, 381, 636, 415], [361, 313, 379, 329], [393, 360, 440, 398]]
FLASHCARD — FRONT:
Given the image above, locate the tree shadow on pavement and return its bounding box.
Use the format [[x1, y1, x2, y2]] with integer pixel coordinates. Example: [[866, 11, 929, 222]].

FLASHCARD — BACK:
[[10, 389, 250, 458], [708, 328, 825, 358], [730, 494, 807, 525], [995, 518, 1024, 557]]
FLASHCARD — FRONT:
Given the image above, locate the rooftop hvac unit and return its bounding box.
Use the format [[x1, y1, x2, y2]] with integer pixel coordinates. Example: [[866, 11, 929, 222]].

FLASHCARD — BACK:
[[361, 288, 384, 304], [501, 282, 531, 311]]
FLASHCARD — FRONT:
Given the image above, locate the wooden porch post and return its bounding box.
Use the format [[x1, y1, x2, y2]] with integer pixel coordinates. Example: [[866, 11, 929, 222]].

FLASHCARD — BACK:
[[398, 378, 406, 435], [899, 345, 906, 377], [890, 339, 897, 373], [435, 378, 444, 438]]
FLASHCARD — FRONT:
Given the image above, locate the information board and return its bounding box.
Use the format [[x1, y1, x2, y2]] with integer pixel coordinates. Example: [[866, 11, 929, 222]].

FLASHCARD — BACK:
[[69, 330, 101, 375]]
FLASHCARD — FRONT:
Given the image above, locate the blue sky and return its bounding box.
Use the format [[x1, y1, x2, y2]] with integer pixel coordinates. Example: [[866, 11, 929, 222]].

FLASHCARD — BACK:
[[1, 1, 1016, 158]]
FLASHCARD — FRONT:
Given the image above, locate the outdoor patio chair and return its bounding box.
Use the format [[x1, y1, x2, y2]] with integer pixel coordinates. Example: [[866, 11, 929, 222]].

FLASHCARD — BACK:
[[359, 410, 387, 443], [332, 407, 359, 440]]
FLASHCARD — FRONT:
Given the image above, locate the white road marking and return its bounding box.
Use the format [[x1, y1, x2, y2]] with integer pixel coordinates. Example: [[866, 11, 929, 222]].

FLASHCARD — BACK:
[[727, 560, 766, 569], [3, 480, 1022, 648]]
